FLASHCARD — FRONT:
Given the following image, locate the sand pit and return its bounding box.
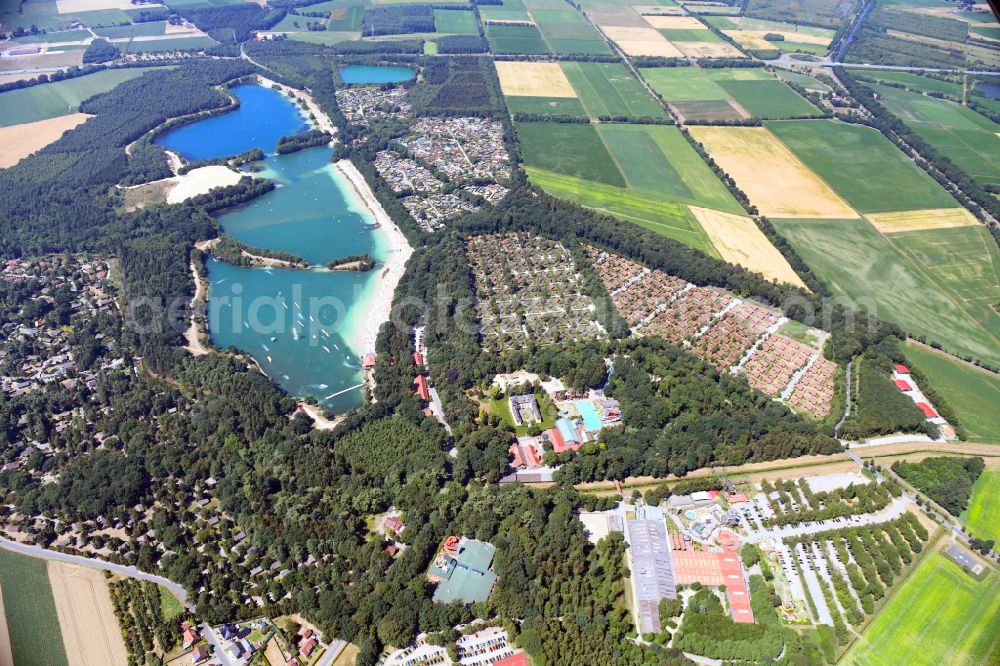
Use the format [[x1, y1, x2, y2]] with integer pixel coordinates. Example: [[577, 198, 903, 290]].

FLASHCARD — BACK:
[[689, 126, 856, 219], [57, 0, 159, 11], [167, 165, 242, 204], [0, 114, 89, 168], [603, 25, 684, 56], [675, 40, 743, 57], [495, 61, 577, 97], [642, 15, 706, 29], [47, 562, 127, 666], [691, 206, 807, 288], [865, 208, 979, 233]]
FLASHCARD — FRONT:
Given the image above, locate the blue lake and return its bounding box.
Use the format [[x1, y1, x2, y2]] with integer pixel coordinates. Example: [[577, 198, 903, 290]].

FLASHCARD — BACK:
[[339, 64, 415, 84], [157, 83, 310, 160], [978, 82, 1000, 100], [158, 84, 386, 413]]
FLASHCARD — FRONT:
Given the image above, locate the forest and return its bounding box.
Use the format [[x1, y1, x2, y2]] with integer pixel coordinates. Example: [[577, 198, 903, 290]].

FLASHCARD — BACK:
[[892, 456, 984, 516]]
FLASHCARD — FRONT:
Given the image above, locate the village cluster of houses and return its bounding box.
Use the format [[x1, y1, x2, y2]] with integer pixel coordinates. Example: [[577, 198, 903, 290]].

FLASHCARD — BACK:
[[335, 86, 413, 127], [1, 256, 121, 397], [587, 246, 838, 419], [468, 234, 606, 350]]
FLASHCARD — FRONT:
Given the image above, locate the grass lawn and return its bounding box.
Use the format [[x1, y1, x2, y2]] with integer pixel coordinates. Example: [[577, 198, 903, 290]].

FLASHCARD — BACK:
[[561, 61, 666, 119], [516, 121, 625, 186], [525, 166, 720, 257], [596, 123, 742, 213], [766, 119, 959, 213], [841, 552, 1000, 666], [962, 469, 1000, 545], [93, 21, 167, 38], [0, 67, 163, 126], [433, 8, 477, 33], [867, 82, 1000, 187], [774, 68, 832, 92], [716, 78, 821, 118], [903, 341, 1000, 442], [0, 550, 69, 666], [159, 584, 185, 621], [772, 217, 1000, 369], [504, 95, 588, 117]]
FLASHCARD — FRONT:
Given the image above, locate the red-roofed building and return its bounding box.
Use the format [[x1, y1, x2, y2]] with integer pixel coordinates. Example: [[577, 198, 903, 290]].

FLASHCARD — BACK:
[[916, 402, 938, 418], [728, 493, 750, 505], [510, 442, 541, 469], [494, 654, 529, 666], [300, 638, 317, 657], [545, 427, 578, 454], [413, 351, 424, 366], [894, 379, 913, 391], [413, 375, 430, 402], [385, 516, 404, 533], [895, 364, 910, 374], [708, 490, 722, 499], [362, 352, 377, 370], [191, 646, 210, 664]]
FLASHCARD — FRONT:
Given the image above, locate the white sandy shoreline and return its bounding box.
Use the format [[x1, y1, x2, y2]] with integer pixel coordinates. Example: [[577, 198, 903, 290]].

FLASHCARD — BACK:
[[334, 159, 414, 358]]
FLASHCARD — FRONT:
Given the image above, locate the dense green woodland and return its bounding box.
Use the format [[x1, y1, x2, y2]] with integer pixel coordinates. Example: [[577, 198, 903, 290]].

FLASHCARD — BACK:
[[0, 41, 947, 665]]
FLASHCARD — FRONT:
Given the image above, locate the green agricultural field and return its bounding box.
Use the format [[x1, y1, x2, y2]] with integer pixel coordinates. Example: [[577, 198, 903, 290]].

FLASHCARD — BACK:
[[0, 67, 163, 126], [866, 83, 1000, 187], [658, 27, 721, 41], [842, 552, 1000, 666], [93, 21, 167, 38], [707, 15, 836, 39], [530, 8, 610, 54], [119, 36, 219, 52], [290, 29, 358, 44], [328, 4, 366, 30], [716, 79, 820, 118], [561, 61, 666, 119], [0, 550, 69, 666], [639, 66, 729, 101], [486, 23, 549, 54], [766, 119, 958, 213], [903, 341, 1000, 442], [525, 167, 720, 256], [772, 218, 1000, 369], [971, 25, 1000, 40], [596, 124, 742, 213], [774, 68, 831, 92], [963, 469, 1000, 544], [505, 95, 588, 117], [11, 28, 90, 42], [516, 121, 625, 186], [434, 8, 477, 32], [854, 70, 963, 96]]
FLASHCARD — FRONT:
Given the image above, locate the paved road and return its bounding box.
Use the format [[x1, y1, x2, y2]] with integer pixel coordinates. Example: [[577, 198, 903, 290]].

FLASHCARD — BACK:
[[0, 535, 191, 609], [202, 623, 237, 666], [316, 639, 347, 666]]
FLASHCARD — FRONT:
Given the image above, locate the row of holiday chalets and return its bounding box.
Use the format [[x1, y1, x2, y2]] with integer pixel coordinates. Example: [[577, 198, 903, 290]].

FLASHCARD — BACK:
[[335, 86, 511, 232], [0, 256, 125, 398], [586, 246, 837, 420]]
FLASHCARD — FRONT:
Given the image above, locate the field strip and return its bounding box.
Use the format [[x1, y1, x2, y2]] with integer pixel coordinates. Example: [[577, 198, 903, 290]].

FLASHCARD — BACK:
[[0, 582, 13, 666], [865, 208, 980, 233], [603, 25, 684, 56], [690, 205, 806, 288], [48, 561, 128, 666], [688, 125, 856, 219], [642, 15, 705, 29], [0, 114, 90, 169], [495, 61, 576, 97]]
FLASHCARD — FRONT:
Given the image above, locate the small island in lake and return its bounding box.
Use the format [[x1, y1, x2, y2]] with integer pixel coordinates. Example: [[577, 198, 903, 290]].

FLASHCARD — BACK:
[[326, 253, 376, 272]]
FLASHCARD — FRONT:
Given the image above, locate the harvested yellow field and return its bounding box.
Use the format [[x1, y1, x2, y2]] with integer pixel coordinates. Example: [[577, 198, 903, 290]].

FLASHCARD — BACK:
[[603, 25, 683, 56], [723, 30, 773, 50], [690, 206, 807, 288], [689, 126, 856, 219], [494, 61, 577, 98], [642, 15, 705, 29], [865, 208, 979, 233], [0, 114, 89, 168], [57, 0, 156, 10], [675, 41, 743, 57], [48, 562, 128, 666]]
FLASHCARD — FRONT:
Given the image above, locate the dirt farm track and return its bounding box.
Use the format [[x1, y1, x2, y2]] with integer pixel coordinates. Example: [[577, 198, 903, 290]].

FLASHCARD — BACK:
[[47, 561, 128, 666]]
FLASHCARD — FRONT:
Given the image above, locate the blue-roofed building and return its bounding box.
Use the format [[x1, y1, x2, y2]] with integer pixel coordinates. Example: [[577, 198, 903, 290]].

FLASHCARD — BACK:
[[429, 537, 498, 603], [556, 417, 579, 444]]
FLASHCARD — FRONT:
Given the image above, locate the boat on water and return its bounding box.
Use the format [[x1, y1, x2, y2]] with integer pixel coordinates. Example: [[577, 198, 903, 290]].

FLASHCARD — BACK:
[[322, 345, 331, 353], [292, 328, 300, 341], [266, 356, 272, 363], [262, 344, 270, 352], [270, 336, 277, 342]]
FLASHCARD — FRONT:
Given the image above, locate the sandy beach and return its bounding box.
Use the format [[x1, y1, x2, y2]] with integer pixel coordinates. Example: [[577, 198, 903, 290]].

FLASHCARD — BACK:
[[167, 165, 242, 204], [334, 159, 414, 357], [258, 75, 337, 136]]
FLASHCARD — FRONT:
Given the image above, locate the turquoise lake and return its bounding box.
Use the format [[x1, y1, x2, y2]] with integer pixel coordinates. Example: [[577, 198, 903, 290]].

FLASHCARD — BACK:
[[157, 84, 385, 413], [339, 64, 415, 84]]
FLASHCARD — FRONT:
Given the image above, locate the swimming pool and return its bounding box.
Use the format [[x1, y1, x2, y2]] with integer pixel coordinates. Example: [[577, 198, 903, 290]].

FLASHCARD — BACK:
[[576, 400, 602, 431]]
